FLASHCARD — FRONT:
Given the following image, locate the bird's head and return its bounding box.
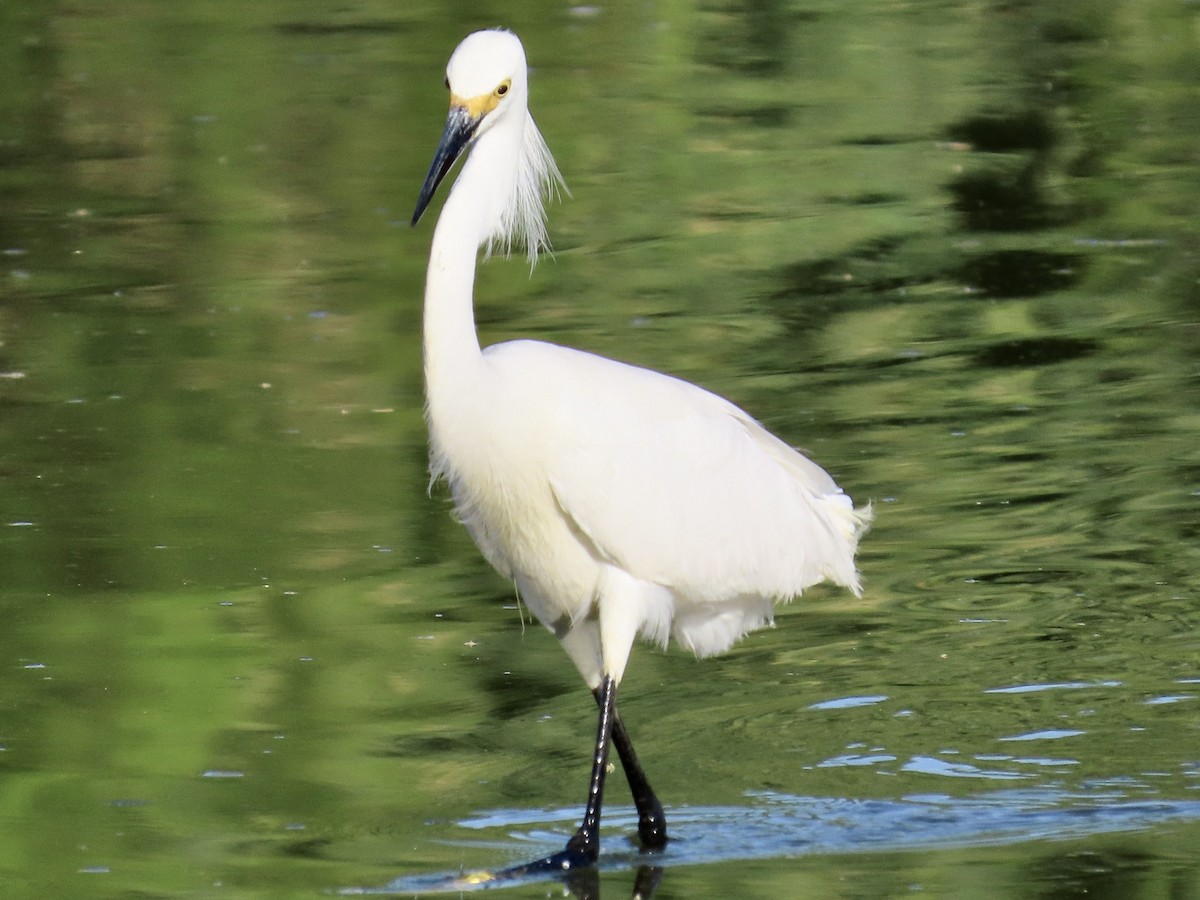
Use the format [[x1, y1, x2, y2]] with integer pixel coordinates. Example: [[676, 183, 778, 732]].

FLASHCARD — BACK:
[[410, 30, 529, 227], [446, 29, 530, 135], [411, 29, 565, 265]]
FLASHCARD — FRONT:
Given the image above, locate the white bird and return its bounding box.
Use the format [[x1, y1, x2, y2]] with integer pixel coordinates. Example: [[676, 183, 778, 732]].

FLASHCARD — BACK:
[[411, 29, 870, 871]]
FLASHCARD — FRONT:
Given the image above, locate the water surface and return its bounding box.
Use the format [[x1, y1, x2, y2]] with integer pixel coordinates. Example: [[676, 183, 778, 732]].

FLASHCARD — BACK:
[[1, 1, 1198, 897]]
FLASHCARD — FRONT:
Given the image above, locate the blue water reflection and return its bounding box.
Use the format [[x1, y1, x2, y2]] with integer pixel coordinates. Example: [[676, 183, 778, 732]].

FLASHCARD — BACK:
[[366, 789, 1200, 894]]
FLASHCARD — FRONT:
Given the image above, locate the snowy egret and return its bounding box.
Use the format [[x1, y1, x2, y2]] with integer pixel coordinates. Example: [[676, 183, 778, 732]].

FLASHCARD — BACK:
[[411, 29, 871, 870]]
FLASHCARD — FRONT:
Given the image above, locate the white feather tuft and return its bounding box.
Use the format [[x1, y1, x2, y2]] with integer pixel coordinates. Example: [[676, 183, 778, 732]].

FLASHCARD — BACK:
[[483, 111, 567, 267]]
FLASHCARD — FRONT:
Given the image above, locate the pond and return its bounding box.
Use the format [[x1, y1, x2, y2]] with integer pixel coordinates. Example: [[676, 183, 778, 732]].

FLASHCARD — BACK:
[[1, 1, 1198, 897]]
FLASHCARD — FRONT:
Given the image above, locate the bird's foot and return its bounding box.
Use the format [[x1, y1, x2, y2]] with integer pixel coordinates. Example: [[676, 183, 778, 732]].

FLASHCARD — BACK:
[[503, 831, 598, 876], [637, 815, 669, 852]]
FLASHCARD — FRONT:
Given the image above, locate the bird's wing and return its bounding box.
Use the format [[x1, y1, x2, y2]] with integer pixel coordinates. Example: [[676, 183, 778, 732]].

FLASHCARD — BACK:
[[504, 343, 866, 604]]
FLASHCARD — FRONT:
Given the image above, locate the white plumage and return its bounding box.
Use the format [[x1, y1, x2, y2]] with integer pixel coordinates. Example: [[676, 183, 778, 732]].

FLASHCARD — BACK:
[[411, 28, 870, 869]]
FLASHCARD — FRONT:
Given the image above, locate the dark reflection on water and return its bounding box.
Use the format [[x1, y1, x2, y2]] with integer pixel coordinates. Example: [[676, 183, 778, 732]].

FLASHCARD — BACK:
[[956, 250, 1085, 299], [1, 0, 1198, 898], [971, 336, 1098, 368]]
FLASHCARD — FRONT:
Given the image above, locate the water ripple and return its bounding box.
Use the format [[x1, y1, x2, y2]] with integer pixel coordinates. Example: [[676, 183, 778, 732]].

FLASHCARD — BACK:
[[360, 788, 1200, 894], [999, 729, 1087, 742], [985, 681, 1122, 695], [807, 694, 890, 710]]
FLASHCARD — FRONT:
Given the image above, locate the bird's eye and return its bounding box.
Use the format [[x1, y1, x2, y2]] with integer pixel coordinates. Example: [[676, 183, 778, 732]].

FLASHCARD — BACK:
[[444, 76, 450, 90], [495, 80, 511, 98]]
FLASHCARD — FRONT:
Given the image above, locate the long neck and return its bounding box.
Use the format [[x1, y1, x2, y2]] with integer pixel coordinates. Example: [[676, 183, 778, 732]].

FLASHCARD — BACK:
[[422, 125, 520, 410], [424, 183, 481, 388]]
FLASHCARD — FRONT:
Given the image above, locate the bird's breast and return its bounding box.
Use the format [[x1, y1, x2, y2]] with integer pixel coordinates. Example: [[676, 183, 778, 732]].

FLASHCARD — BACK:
[[427, 381, 600, 628]]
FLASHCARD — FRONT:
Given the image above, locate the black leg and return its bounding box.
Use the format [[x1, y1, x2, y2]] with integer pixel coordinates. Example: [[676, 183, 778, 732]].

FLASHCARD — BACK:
[[511, 674, 617, 872], [565, 673, 617, 862], [498, 677, 667, 880], [594, 686, 669, 850]]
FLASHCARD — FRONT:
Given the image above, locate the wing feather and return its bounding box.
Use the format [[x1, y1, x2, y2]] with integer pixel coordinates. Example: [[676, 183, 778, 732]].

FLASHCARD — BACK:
[[482, 342, 869, 605]]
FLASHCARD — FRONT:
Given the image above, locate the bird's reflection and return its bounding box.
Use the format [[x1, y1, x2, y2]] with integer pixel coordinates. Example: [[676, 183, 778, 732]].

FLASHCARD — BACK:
[[524, 863, 663, 900], [631, 865, 664, 900]]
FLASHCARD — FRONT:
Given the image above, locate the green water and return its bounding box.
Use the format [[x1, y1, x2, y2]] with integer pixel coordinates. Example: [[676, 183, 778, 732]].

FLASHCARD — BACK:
[[2, 1, 1198, 897]]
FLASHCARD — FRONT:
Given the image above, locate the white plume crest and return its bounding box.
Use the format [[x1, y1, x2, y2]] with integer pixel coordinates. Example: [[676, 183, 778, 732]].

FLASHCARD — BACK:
[[484, 111, 567, 266]]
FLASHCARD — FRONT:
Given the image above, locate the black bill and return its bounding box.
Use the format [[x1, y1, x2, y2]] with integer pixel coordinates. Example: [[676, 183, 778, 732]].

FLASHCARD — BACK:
[[412, 104, 478, 226]]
